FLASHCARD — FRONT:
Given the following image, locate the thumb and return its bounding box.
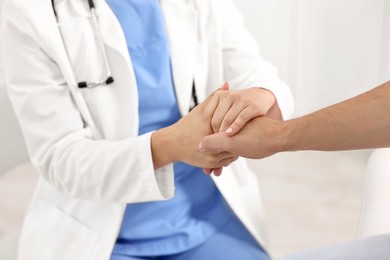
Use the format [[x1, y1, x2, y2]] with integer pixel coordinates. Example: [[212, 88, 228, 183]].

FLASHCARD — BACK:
[[199, 133, 231, 152]]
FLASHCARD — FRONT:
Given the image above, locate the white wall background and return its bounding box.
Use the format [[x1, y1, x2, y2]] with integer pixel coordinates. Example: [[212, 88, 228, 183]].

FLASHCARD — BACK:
[[0, 0, 29, 175], [232, 0, 390, 116]]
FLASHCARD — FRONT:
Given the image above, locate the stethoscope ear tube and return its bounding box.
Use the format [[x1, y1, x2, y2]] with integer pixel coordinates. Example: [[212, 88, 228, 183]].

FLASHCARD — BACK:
[[52, 0, 115, 89], [51, 0, 57, 17], [88, 0, 95, 9]]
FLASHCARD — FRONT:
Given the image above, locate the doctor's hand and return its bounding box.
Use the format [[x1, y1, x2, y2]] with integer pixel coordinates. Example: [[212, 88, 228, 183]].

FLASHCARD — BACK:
[[151, 97, 238, 173], [202, 82, 280, 136], [199, 116, 285, 159]]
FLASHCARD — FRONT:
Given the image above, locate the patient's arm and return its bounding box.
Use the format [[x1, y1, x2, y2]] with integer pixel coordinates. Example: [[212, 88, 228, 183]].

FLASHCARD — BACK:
[[282, 80, 390, 151], [200, 80, 390, 159]]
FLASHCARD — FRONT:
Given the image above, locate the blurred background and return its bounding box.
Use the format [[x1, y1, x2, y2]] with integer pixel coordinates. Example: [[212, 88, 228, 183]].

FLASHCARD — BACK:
[[0, 0, 389, 258]]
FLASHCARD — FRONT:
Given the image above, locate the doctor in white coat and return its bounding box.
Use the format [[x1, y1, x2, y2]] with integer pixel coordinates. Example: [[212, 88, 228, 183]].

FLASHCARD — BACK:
[[1, 0, 294, 259]]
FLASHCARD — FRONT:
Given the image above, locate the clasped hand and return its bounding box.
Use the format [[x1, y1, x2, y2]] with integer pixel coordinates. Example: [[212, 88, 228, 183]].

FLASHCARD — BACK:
[[165, 82, 277, 176]]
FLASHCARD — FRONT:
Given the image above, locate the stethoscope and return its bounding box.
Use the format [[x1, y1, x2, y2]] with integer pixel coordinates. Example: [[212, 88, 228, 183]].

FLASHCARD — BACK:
[[51, 0, 114, 89], [51, 0, 199, 108]]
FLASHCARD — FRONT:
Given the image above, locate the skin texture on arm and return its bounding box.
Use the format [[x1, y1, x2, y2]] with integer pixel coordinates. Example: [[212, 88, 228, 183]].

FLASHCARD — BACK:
[[285, 80, 390, 151], [200, 80, 390, 159]]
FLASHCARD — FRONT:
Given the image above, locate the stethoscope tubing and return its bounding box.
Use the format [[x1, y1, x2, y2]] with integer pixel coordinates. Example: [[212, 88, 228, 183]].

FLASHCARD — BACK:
[[51, 0, 114, 89]]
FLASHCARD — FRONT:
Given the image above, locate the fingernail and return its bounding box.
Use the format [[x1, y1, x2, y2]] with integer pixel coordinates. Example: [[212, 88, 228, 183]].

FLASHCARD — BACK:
[[226, 128, 233, 134]]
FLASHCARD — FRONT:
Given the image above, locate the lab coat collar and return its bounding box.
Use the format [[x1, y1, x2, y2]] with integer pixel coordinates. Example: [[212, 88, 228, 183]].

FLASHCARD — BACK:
[[49, 0, 101, 136]]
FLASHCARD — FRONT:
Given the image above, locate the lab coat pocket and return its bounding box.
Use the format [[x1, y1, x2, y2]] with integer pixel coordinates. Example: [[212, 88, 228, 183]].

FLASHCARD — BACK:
[[19, 199, 100, 260]]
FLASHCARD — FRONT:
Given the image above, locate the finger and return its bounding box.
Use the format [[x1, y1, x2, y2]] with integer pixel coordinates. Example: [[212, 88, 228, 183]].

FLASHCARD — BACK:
[[203, 168, 213, 175], [219, 102, 247, 133], [202, 82, 227, 118], [215, 151, 235, 160], [210, 98, 232, 133], [226, 106, 258, 136], [212, 167, 223, 177], [218, 155, 238, 168], [220, 81, 229, 91], [202, 82, 230, 129], [202, 94, 220, 126], [199, 133, 231, 152]]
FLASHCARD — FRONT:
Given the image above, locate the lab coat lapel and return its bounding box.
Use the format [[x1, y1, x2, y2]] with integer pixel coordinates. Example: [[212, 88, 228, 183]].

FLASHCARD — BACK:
[[50, 0, 138, 138], [49, 0, 101, 137], [161, 0, 198, 116]]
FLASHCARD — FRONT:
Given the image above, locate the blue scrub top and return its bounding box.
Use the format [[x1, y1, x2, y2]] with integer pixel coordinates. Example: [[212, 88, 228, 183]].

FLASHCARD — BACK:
[[107, 0, 234, 257]]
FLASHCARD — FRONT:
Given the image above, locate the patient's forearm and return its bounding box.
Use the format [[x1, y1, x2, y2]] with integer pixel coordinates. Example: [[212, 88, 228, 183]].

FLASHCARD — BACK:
[[283, 81, 390, 151]]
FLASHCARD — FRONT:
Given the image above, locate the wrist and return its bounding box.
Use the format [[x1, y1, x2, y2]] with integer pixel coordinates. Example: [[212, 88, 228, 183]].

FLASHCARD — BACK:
[[278, 119, 300, 152], [151, 125, 178, 169]]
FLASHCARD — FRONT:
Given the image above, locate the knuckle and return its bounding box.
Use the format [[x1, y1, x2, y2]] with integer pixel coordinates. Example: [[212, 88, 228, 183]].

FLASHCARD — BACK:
[[228, 91, 239, 101], [237, 99, 248, 108], [214, 89, 224, 97], [246, 99, 256, 108], [223, 115, 235, 125], [238, 112, 250, 122], [211, 119, 220, 129], [201, 138, 209, 147], [202, 111, 211, 120]]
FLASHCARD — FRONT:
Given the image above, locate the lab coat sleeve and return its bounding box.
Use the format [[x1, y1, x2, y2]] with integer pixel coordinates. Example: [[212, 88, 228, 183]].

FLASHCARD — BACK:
[[219, 0, 295, 119], [0, 0, 174, 203]]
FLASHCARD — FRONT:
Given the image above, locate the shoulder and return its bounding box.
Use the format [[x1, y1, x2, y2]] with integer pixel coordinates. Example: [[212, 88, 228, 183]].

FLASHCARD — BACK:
[[1, 0, 55, 48], [1, 0, 25, 25], [1, 0, 53, 30]]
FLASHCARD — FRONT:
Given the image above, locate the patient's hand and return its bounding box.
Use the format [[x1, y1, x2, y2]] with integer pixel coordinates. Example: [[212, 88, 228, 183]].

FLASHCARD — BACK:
[[199, 116, 284, 159]]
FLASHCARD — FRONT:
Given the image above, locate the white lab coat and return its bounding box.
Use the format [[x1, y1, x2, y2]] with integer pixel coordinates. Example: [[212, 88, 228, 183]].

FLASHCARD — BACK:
[[0, 0, 294, 259]]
